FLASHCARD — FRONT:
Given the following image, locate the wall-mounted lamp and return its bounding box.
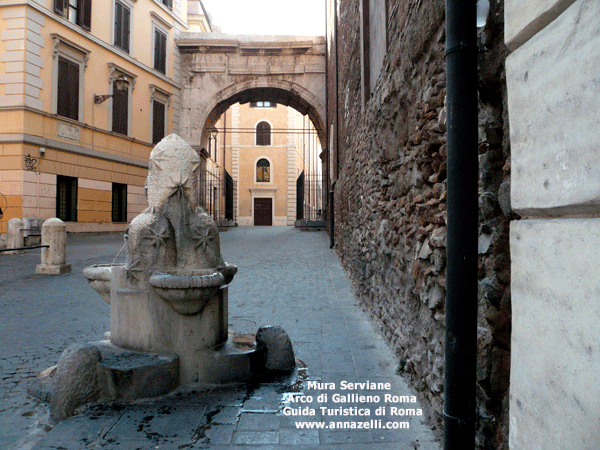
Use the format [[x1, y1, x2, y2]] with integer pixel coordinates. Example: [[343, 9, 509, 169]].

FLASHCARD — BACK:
[[94, 74, 129, 104], [39, 147, 46, 157], [208, 128, 218, 158]]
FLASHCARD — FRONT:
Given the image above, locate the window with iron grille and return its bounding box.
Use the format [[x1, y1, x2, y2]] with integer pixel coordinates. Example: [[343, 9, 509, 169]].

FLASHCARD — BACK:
[[112, 78, 128, 135], [256, 121, 271, 146], [57, 57, 79, 121], [54, 0, 92, 30], [256, 158, 270, 182], [152, 100, 166, 144], [250, 101, 277, 108], [114, 1, 130, 52], [112, 183, 127, 222], [56, 175, 78, 222], [154, 27, 167, 74]]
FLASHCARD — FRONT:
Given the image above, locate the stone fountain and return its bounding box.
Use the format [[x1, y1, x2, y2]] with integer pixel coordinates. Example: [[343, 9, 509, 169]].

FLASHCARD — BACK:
[[39, 135, 295, 422]]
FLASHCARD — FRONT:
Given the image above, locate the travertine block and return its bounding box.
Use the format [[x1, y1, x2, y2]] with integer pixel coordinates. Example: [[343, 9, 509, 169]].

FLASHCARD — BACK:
[[507, 0, 600, 216], [510, 219, 600, 449]]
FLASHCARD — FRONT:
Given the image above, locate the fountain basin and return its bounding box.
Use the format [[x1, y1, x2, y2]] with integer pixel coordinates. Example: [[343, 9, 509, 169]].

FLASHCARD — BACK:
[[218, 262, 238, 285], [149, 269, 225, 315], [83, 263, 124, 304]]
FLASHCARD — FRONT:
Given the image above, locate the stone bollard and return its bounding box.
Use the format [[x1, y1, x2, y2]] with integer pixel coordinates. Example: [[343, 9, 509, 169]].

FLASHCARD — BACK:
[[6, 218, 25, 254], [36, 218, 71, 275]]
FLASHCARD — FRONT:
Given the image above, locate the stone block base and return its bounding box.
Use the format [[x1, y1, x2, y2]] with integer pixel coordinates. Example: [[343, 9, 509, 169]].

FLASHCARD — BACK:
[[95, 341, 179, 401], [36, 264, 72, 275]]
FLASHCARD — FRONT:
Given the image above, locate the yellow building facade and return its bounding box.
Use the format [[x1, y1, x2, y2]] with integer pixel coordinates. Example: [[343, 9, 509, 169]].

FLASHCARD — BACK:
[[0, 0, 211, 234], [199, 101, 321, 227]]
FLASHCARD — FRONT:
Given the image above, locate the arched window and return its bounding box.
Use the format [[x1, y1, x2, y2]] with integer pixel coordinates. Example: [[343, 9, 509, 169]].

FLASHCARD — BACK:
[[256, 121, 271, 146], [256, 158, 270, 182]]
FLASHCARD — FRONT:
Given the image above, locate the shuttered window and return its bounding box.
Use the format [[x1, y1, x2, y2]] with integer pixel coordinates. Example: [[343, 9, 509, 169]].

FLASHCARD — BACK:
[[56, 175, 78, 222], [57, 57, 79, 121], [54, 0, 91, 30], [256, 121, 271, 146], [112, 78, 128, 135], [152, 100, 166, 144], [114, 1, 130, 53], [154, 28, 167, 74]]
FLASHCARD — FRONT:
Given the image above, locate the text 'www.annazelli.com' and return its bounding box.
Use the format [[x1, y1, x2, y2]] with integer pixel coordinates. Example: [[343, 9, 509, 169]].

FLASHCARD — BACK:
[[295, 420, 410, 430]]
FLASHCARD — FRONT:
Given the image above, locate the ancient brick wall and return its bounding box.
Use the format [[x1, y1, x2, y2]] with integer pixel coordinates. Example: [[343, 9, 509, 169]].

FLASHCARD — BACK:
[[329, 1, 511, 448]]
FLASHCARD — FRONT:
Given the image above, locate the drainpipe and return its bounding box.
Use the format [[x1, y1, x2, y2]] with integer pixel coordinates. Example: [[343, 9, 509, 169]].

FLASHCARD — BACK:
[[443, 1, 478, 449]]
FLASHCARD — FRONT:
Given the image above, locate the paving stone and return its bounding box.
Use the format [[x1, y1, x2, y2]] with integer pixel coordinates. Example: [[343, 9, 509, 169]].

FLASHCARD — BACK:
[[279, 427, 320, 445], [232, 430, 280, 445], [237, 411, 281, 431], [1, 229, 440, 450]]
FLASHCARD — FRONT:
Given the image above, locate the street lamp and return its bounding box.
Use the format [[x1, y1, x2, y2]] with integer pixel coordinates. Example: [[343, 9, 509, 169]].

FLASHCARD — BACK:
[[208, 128, 218, 159], [94, 74, 129, 104]]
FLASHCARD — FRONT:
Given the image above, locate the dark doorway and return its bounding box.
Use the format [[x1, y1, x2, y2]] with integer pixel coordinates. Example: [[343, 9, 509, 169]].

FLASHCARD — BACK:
[[253, 198, 272, 226]]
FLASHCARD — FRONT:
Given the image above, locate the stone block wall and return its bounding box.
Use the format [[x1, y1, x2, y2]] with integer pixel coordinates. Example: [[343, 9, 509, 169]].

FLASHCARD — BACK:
[[328, 0, 511, 448], [506, 0, 600, 448]]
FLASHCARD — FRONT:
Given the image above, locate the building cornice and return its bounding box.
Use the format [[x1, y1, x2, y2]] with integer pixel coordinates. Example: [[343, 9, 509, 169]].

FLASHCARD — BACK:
[[3, 0, 183, 90], [0, 132, 149, 169]]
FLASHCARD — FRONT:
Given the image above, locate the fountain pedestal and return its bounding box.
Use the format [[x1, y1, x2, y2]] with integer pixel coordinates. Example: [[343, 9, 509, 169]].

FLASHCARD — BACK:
[[42, 134, 296, 422], [110, 265, 229, 383]]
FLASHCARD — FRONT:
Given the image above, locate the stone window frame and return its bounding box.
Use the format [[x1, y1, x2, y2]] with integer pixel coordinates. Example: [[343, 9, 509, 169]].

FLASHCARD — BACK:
[[51, 34, 90, 123], [107, 63, 136, 137], [255, 156, 273, 185], [255, 120, 272, 146], [149, 85, 170, 144]]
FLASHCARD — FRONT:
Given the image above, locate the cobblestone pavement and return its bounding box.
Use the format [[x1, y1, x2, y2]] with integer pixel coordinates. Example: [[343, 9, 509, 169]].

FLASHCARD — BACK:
[[0, 227, 440, 449]]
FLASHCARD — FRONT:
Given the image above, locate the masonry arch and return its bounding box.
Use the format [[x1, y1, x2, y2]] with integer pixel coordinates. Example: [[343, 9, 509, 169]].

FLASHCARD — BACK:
[[192, 81, 326, 151]]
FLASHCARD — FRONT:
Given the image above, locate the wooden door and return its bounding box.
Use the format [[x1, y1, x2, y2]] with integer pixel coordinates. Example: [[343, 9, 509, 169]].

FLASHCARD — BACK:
[[254, 198, 272, 226]]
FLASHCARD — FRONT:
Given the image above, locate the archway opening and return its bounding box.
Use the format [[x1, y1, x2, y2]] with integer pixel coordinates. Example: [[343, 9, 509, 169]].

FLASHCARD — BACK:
[[197, 90, 324, 228]]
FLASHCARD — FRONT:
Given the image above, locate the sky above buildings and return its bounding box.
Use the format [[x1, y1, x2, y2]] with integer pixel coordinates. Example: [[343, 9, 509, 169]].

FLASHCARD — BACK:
[[200, 0, 326, 36]]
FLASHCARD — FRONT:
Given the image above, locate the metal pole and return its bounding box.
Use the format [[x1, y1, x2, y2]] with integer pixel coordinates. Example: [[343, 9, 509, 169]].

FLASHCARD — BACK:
[[443, 0, 479, 449]]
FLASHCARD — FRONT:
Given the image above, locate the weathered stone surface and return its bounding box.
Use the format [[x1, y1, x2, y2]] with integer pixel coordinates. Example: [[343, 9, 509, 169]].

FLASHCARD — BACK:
[[510, 219, 600, 450], [50, 344, 102, 423], [36, 218, 71, 275], [255, 326, 295, 372], [504, 0, 577, 51], [330, 1, 510, 448], [28, 365, 57, 402], [507, 0, 600, 216], [497, 181, 511, 217], [6, 218, 25, 254]]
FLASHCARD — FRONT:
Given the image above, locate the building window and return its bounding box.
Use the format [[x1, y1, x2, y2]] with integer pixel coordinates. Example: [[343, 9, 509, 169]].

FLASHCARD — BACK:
[[112, 77, 128, 135], [256, 121, 271, 146], [112, 183, 127, 222], [114, 1, 131, 53], [250, 101, 277, 108], [56, 175, 78, 222], [54, 0, 92, 30], [57, 57, 79, 121], [256, 158, 270, 183], [152, 100, 166, 144], [160, 0, 172, 9], [153, 27, 167, 74], [52, 36, 89, 122]]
